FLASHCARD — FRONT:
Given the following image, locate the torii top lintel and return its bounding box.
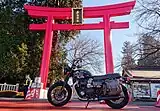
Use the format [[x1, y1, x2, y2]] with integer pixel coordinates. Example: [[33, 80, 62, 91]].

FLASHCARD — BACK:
[[24, 1, 135, 31], [24, 1, 135, 19]]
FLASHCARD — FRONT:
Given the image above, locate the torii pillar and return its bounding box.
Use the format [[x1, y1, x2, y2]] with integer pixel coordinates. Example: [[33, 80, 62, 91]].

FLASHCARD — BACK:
[[24, 1, 136, 89]]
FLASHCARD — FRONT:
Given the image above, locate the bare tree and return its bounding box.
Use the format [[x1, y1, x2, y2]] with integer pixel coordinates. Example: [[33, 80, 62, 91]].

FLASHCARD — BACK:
[[134, 0, 160, 63], [135, 0, 160, 37], [136, 35, 160, 66], [65, 36, 104, 73]]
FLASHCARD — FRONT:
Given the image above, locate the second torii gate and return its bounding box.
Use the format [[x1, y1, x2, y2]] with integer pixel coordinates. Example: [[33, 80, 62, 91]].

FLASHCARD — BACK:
[[24, 1, 136, 89]]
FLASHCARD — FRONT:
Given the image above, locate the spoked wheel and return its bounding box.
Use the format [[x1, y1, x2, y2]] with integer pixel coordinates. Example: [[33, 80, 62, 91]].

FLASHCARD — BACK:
[[105, 85, 129, 109], [47, 81, 72, 107]]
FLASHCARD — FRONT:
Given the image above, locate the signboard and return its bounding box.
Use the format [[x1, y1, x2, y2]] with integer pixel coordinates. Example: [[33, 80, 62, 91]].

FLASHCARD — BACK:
[[151, 83, 160, 98], [35, 77, 41, 83], [133, 83, 150, 98], [31, 83, 42, 88], [72, 8, 83, 25]]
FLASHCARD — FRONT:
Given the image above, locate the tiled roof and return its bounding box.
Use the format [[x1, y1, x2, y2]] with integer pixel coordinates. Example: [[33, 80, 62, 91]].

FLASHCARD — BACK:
[[128, 70, 160, 78], [130, 66, 160, 71]]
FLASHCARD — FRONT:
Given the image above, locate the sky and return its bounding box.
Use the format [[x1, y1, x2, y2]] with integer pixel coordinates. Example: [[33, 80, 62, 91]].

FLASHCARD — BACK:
[[81, 0, 138, 74]]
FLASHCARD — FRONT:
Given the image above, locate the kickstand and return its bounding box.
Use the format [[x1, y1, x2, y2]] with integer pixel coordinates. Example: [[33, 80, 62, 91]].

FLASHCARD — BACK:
[[85, 99, 90, 109]]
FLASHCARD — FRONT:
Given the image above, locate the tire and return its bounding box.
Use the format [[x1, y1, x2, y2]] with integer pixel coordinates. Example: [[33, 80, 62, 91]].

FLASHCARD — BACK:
[[105, 85, 129, 109], [47, 81, 72, 107]]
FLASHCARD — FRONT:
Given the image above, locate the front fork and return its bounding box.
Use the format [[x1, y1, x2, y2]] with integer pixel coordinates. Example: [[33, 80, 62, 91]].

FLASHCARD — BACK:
[[60, 75, 70, 91]]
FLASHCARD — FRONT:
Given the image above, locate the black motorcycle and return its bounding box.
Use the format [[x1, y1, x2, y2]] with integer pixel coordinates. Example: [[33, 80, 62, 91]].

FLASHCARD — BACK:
[[47, 59, 130, 109]]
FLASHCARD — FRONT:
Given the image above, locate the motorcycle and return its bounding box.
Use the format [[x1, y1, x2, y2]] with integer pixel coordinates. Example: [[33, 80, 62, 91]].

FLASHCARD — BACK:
[[47, 59, 130, 109]]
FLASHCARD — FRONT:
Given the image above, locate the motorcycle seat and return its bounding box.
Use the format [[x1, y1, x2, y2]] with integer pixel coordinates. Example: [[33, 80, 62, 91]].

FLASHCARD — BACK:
[[93, 73, 121, 80]]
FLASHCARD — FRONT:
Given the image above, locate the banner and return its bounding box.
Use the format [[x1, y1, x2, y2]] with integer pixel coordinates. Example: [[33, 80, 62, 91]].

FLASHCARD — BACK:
[[133, 83, 150, 98], [29, 88, 40, 99]]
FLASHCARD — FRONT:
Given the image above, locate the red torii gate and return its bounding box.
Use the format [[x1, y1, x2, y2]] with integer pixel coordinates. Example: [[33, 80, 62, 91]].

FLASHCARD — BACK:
[[24, 1, 136, 89]]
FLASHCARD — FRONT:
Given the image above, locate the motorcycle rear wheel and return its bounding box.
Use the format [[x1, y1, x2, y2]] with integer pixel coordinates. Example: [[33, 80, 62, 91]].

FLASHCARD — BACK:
[[105, 85, 129, 109], [47, 81, 72, 107]]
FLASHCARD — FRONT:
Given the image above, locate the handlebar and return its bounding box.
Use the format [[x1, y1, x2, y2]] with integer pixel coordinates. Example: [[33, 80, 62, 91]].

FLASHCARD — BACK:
[[64, 58, 83, 74], [71, 58, 83, 68]]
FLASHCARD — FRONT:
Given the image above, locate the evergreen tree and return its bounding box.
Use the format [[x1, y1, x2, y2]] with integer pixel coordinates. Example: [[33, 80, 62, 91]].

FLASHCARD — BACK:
[[0, 0, 82, 84], [121, 41, 136, 70]]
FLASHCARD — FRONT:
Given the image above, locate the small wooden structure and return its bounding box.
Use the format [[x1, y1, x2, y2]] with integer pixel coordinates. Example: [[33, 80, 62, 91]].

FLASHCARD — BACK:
[[126, 67, 160, 100]]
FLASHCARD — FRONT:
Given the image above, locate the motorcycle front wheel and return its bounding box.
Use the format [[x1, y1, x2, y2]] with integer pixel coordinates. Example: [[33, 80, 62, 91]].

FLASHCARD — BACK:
[[105, 85, 129, 109], [47, 81, 72, 107]]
